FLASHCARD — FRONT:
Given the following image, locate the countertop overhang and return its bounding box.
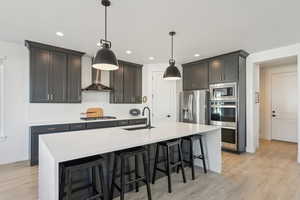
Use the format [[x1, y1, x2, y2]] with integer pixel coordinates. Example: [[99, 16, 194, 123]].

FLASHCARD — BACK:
[[40, 122, 221, 163]]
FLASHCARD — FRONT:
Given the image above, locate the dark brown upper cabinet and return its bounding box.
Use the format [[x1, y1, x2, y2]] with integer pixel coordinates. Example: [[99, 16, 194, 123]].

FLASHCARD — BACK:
[[67, 54, 82, 103], [182, 61, 209, 90], [208, 54, 239, 84], [110, 60, 142, 104], [26, 40, 85, 103]]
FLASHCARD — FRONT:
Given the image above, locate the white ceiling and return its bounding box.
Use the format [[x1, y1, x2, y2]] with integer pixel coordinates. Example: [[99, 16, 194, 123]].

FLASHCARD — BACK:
[[1, 0, 300, 64]]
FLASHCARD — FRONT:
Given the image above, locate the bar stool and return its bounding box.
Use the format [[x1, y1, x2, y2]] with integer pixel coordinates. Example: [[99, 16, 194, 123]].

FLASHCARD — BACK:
[[110, 146, 152, 200], [179, 134, 207, 180], [59, 155, 108, 200], [152, 139, 186, 193]]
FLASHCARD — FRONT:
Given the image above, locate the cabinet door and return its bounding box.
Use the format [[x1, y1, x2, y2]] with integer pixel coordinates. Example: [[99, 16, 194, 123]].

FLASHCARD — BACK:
[[209, 57, 224, 84], [223, 54, 239, 82], [183, 61, 208, 90], [110, 63, 124, 103], [135, 66, 142, 103], [123, 65, 142, 103], [30, 48, 50, 102], [50, 51, 67, 102], [67, 55, 82, 103], [182, 65, 193, 90]]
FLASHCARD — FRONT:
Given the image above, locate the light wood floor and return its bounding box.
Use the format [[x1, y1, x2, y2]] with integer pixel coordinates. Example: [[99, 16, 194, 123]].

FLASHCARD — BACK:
[[1, 140, 299, 200]]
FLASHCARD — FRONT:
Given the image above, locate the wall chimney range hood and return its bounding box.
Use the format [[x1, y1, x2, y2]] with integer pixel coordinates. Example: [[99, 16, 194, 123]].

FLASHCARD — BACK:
[[82, 63, 113, 92]]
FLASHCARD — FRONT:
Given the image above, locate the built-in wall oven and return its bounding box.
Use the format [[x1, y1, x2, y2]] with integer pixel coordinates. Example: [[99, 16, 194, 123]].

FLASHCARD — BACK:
[[210, 83, 238, 151]]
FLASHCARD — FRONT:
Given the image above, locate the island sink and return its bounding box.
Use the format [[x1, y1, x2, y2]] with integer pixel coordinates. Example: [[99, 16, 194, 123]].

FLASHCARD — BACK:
[[123, 126, 155, 131]]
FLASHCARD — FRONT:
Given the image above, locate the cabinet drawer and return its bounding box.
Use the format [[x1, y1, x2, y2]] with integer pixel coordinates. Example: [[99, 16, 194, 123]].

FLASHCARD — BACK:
[[117, 120, 129, 126], [129, 118, 147, 125], [31, 124, 70, 134], [221, 128, 236, 144], [86, 121, 117, 129], [70, 123, 86, 131]]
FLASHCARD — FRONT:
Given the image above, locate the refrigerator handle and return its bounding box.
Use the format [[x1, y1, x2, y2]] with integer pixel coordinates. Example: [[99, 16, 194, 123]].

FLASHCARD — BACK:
[[188, 94, 194, 121]]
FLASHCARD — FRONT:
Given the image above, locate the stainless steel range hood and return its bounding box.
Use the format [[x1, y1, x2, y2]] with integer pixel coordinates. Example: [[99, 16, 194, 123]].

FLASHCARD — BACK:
[[82, 67, 113, 92]]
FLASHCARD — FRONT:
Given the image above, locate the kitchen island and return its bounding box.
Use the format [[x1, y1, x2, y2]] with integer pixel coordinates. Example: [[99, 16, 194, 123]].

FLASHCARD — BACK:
[[39, 122, 221, 200]]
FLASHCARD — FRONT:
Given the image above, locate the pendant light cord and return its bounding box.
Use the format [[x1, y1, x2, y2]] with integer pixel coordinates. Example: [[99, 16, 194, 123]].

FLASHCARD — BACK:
[[171, 34, 173, 60], [105, 5, 107, 41]]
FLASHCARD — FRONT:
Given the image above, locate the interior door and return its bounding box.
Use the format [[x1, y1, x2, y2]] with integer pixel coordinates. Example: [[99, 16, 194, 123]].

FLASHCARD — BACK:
[[271, 72, 297, 143], [152, 71, 176, 124]]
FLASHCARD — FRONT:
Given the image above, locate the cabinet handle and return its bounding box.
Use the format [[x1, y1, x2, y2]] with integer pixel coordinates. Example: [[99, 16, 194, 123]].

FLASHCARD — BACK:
[[47, 128, 56, 131]]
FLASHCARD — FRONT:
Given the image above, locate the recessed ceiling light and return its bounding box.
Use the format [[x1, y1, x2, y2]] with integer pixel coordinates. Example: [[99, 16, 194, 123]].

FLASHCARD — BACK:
[[56, 32, 64, 37], [126, 50, 132, 54], [194, 53, 200, 57], [149, 56, 154, 60]]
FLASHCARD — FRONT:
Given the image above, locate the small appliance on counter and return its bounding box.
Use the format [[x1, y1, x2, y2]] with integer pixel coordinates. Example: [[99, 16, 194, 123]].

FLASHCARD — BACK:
[[129, 108, 141, 116], [80, 107, 116, 121]]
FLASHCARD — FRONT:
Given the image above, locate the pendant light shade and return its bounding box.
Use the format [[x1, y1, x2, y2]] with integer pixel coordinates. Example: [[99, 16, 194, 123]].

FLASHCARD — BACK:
[[93, 43, 119, 70], [163, 60, 181, 80], [93, 0, 119, 71], [163, 31, 181, 80]]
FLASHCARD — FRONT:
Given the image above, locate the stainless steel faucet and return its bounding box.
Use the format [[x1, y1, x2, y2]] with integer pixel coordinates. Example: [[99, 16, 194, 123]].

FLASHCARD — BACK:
[[142, 106, 151, 128]]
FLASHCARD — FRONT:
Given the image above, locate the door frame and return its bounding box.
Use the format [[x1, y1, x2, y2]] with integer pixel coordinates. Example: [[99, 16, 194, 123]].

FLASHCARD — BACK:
[[270, 71, 297, 142], [246, 43, 300, 162]]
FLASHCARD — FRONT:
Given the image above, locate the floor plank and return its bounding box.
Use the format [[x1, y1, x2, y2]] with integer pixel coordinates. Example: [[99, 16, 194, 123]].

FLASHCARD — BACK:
[[0, 140, 299, 200]]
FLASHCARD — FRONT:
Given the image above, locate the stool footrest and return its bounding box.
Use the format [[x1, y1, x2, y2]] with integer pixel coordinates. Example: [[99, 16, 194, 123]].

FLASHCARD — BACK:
[[126, 176, 146, 185], [86, 193, 104, 200]]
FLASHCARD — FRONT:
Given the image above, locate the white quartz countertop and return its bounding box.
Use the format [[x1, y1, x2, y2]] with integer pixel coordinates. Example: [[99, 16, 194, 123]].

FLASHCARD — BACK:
[[40, 122, 220, 163], [29, 115, 147, 126]]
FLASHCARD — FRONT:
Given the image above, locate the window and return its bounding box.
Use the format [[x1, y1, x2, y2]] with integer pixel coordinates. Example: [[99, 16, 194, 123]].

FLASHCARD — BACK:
[[0, 58, 5, 141]]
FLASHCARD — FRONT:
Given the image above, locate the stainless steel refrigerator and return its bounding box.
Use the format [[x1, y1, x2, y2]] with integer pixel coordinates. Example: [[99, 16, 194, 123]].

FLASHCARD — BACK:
[[179, 90, 209, 124]]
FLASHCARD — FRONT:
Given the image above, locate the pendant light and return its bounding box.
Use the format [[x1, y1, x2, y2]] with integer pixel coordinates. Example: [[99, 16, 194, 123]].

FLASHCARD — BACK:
[[163, 31, 181, 80], [93, 0, 119, 71]]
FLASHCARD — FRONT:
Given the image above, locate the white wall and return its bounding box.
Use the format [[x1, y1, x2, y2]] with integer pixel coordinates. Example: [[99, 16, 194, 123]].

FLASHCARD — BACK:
[[0, 40, 182, 165], [28, 56, 146, 123], [0, 41, 29, 164], [246, 43, 300, 162], [259, 63, 297, 140], [0, 41, 147, 164]]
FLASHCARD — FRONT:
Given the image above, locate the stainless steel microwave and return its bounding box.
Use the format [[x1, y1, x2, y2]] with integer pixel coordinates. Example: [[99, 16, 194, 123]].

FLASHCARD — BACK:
[[209, 82, 237, 101]]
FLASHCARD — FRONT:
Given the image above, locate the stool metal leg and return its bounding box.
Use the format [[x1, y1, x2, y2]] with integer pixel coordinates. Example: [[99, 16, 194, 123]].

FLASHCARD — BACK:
[[166, 146, 172, 193], [91, 167, 97, 195], [120, 157, 125, 200], [152, 144, 160, 184], [142, 152, 152, 200], [110, 156, 118, 200], [190, 139, 196, 180], [178, 143, 187, 183], [59, 166, 65, 200], [199, 136, 207, 173], [66, 170, 72, 200], [134, 155, 139, 192], [99, 165, 108, 200]]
